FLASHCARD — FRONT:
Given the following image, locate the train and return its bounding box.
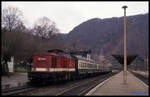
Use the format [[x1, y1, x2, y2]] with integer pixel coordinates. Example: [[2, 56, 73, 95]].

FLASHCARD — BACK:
[[28, 49, 111, 85]]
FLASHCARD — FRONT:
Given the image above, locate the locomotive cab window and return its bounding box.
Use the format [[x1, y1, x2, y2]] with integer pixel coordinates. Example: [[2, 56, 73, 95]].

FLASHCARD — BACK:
[[52, 57, 57, 68]]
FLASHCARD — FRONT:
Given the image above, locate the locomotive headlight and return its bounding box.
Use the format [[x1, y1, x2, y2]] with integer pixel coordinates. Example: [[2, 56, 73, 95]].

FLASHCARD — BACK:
[[46, 68, 49, 71]]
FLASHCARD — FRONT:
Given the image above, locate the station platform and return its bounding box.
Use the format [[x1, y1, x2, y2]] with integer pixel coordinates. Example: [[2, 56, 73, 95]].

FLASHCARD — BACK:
[[1, 73, 28, 89], [86, 71, 149, 96]]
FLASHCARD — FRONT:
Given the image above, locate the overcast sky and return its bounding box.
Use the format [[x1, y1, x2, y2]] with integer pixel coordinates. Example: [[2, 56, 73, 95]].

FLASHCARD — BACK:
[[2, 1, 149, 33]]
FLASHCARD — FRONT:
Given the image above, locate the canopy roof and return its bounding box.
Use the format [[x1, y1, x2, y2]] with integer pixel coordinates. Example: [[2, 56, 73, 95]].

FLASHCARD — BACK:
[[112, 55, 137, 65]]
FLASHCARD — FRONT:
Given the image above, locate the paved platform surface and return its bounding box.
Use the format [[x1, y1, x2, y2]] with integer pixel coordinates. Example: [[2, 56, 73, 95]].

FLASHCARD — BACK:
[[1, 73, 28, 88], [86, 71, 149, 96]]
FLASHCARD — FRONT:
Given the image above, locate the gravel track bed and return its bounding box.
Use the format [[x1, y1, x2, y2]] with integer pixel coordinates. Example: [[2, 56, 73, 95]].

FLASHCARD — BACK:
[[130, 71, 149, 85]]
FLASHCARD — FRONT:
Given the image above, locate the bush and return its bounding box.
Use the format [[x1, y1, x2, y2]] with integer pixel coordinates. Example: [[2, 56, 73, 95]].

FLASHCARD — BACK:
[[14, 64, 31, 72]]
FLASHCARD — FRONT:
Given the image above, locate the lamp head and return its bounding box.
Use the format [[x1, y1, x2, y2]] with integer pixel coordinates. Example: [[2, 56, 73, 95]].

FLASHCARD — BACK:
[[122, 6, 128, 9]]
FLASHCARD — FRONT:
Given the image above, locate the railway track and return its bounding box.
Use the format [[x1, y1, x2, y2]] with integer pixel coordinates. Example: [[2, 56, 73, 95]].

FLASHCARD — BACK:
[[130, 71, 149, 85], [14, 71, 119, 96], [56, 72, 118, 96], [4, 70, 147, 96], [1, 85, 34, 96]]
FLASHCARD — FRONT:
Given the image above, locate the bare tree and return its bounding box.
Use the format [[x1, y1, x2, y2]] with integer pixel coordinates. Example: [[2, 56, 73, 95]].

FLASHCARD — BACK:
[[33, 16, 59, 39], [2, 7, 23, 32]]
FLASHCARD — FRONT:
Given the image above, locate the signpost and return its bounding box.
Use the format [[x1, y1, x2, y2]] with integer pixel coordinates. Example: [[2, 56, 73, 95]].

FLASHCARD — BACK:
[[7, 56, 14, 72]]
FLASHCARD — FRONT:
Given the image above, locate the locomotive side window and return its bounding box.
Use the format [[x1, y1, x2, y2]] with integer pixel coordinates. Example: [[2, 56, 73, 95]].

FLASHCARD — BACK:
[[52, 57, 57, 68]]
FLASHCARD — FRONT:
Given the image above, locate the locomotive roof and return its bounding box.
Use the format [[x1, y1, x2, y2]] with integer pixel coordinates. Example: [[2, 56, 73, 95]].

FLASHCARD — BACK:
[[34, 52, 73, 59], [47, 49, 64, 53], [70, 50, 91, 55], [47, 49, 72, 58], [35, 49, 92, 59]]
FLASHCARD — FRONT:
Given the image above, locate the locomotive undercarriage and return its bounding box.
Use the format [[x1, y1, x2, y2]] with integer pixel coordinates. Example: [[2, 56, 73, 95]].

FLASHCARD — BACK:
[[28, 70, 111, 86], [28, 72, 77, 86]]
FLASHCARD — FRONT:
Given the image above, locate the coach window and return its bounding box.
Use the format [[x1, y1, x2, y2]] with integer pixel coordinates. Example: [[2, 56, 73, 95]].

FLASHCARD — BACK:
[[81, 63, 83, 69], [79, 62, 81, 68], [86, 63, 87, 69], [86, 63, 88, 69], [85, 63, 87, 69]]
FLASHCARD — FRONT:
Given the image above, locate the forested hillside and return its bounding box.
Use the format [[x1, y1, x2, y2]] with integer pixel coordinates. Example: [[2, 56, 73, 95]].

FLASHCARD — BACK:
[[64, 13, 148, 62]]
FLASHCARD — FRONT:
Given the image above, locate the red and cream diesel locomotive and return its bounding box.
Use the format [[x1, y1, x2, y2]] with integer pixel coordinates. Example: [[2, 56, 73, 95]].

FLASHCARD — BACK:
[[28, 49, 111, 85]]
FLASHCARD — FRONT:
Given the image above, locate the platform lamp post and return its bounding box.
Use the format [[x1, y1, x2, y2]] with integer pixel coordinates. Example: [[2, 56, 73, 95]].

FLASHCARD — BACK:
[[122, 5, 128, 84]]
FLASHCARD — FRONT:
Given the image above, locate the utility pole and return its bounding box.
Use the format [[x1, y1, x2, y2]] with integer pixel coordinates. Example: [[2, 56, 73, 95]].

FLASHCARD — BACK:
[[122, 5, 128, 84]]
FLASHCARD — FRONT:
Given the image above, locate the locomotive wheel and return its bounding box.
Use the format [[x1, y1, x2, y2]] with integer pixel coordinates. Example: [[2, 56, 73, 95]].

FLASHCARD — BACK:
[[30, 79, 41, 87], [65, 75, 68, 80], [68, 74, 71, 81]]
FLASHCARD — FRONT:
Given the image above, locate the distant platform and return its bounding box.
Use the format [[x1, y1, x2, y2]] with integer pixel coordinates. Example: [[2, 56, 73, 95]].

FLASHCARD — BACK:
[[86, 71, 148, 96]]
